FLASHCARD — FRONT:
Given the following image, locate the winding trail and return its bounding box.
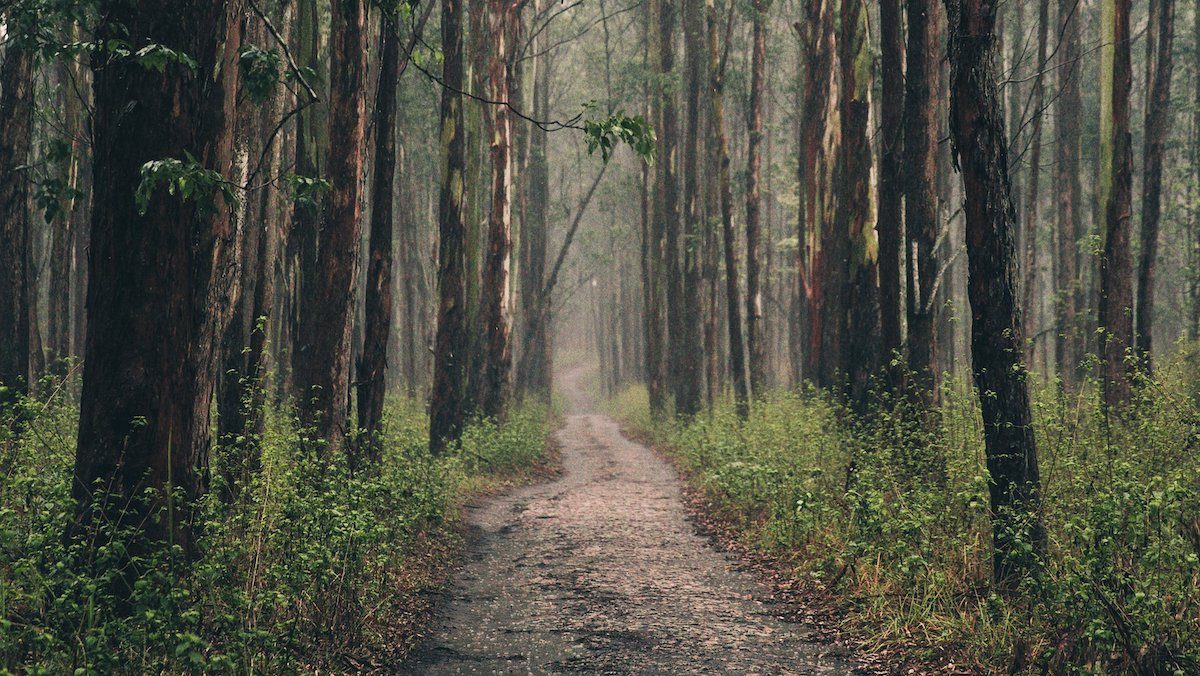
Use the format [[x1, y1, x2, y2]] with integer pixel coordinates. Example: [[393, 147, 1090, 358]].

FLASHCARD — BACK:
[[408, 368, 853, 674]]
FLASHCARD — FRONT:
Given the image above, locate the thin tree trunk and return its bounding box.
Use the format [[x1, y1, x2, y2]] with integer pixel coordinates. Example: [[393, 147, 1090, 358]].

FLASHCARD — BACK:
[[708, 0, 749, 418], [1054, 0, 1082, 385], [1135, 0, 1175, 373], [0, 41, 33, 410], [878, 0, 905, 378], [839, 0, 880, 413], [644, 0, 668, 413], [744, 0, 769, 397], [357, 12, 402, 463], [944, 0, 1045, 585], [1020, 0, 1049, 371], [1098, 0, 1133, 410], [430, 0, 470, 453]]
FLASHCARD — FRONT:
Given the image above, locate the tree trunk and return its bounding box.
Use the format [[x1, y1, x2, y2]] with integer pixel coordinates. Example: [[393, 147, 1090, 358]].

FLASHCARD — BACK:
[[0, 41, 33, 411], [744, 0, 769, 397], [708, 1, 749, 418], [904, 0, 943, 404], [430, 0, 471, 453], [1054, 0, 1082, 385], [73, 0, 242, 560], [1020, 0, 1049, 370], [1098, 0, 1133, 410], [357, 13, 401, 463], [644, 0, 668, 413], [1135, 0, 1175, 373], [476, 0, 519, 420], [516, 43, 551, 401], [294, 0, 369, 457], [839, 0, 880, 413], [877, 0, 904, 377], [944, 0, 1044, 585]]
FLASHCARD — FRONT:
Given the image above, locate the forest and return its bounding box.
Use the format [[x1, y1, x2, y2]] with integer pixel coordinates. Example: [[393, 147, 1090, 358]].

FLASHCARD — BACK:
[[1, 0, 1199, 672]]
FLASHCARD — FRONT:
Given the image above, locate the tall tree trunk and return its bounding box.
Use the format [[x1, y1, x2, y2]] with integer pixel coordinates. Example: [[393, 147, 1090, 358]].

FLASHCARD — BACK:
[[904, 0, 943, 404], [655, 0, 686, 413], [744, 0, 769, 397], [708, 0, 749, 418], [1054, 0, 1082, 385], [0, 40, 33, 411], [644, 0, 668, 413], [430, 0, 470, 453], [944, 0, 1045, 585], [294, 0, 368, 457], [1021, 0, 1049, 370], [357, 12, 401, 462], [1098, 0, 1133, 410], [73, 0, 242, 559], [839, 0, 880, 413], [47, 60, 78, 377], [1135, 0, 1175, 373], [516, 28, 551, 401], [477, 0, 519, 419], [878, 0, 905, 377]]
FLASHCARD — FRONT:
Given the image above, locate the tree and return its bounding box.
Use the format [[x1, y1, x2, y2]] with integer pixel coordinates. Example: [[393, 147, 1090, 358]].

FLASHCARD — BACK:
[[903, 0, 943, 403], [358, 10, 403, 463], [944, 0, 1044, 585], [73, 0, 242, 558], [294, 0, 369, 457], [0, 30, 34, 413], [708, 0, 749, 418], [744, 0, 769, 397], [1135, 0, 1175, 373], [877, 0, 904, 378], [839, 0, 879, 412], [1053, 0, 1083, 385], [430, 0, 471, 453], [476, 0, 521, 419], [1020, 0, 1049, 369], [1097, 0, 1133, 409]]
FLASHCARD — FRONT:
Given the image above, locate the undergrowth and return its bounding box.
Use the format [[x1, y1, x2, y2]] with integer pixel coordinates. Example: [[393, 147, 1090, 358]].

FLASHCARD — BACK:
[[607, 352, 1200, 674], [0, 386, 552, 672]]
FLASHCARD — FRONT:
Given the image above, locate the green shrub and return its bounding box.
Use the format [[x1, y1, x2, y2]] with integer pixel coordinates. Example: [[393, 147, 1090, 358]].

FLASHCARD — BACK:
[[614, 361, 1200, 673], [0, 390, 551, 672]]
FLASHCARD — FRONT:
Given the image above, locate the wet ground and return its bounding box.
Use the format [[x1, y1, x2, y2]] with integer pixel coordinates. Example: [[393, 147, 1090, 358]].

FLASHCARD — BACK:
[[407, 368, 854, 674]]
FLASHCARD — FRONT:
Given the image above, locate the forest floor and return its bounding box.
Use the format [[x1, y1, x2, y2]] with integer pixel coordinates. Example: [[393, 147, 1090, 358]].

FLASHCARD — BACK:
[[406, 367, 857, 674]]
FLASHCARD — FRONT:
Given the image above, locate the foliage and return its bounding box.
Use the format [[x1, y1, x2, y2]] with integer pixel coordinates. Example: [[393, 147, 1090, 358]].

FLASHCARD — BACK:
[[238, 45, 282, 104], [135, 153, 239, 217], [582, 105, 656, 164], [0, 387, 551, 672], [610, 358, 1200, 673]]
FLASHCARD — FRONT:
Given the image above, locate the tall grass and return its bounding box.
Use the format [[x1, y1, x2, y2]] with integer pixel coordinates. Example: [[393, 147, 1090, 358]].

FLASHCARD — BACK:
[[609, 353, 1200, 673], [0, 388, 552, 672]]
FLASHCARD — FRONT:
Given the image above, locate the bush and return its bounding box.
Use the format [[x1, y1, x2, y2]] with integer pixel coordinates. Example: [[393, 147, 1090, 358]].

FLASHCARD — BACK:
[[613, 362, 1200, 673], [0, 390, 551, 672]]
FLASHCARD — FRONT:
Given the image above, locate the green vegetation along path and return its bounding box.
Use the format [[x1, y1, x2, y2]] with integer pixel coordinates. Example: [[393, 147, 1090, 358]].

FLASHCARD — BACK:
[[408, 367, 854, 673]]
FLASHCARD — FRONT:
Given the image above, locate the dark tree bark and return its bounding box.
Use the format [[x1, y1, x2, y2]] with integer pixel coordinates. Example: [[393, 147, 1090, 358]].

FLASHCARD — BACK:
[[430, 0, 470, 453], [286, 0, 323, 401], [47, 60, 80, 376], [944, 0, 1044, 585], [744, 0, 769, 397], [1135, 0, 1175, 373], [644, 0, 668, 413], [73, 0, 242, 558], [903, 0, 943, 403], [294, 0, 369, 457], [877, 0, 905, 375], [357, 13, 402, 463], [839, 0, 880, 413], [0, 40, 33, 411], [476, 0, 520, 420], [708, 2, 749, 418], [1098, 0, 1133, 410], [794, 1, 838, 389], [1053, 0, 1082, 384]]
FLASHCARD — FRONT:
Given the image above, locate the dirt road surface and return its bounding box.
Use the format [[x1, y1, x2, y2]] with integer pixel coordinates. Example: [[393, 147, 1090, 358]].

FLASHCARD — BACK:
[[407, 368, 853, 674]]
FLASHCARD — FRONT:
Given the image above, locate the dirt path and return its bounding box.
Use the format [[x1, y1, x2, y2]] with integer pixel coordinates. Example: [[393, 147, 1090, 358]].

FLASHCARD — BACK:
[[407, 368, 853, 674]]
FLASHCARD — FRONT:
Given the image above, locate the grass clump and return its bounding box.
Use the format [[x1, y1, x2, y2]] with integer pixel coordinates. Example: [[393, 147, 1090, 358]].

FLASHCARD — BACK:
[[0, 389, 552, 672], [611, 359, 1200, 673]]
